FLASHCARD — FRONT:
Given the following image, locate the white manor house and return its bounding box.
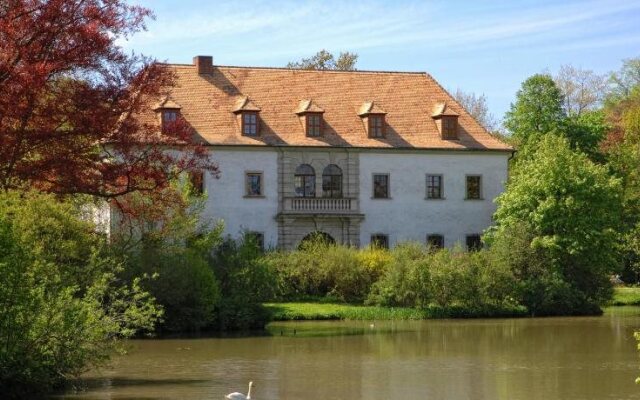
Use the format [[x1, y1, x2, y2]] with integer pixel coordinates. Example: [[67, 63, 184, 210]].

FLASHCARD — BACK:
[[141, 56, 513, 250]]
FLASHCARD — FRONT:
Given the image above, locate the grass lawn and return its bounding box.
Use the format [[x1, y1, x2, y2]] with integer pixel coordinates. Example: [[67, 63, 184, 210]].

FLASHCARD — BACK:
[[610, 287, 640, 306], [263, 302, 527, 321]]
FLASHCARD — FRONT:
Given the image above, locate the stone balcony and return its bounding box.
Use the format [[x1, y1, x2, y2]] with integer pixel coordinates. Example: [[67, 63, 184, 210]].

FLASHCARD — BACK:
[[281, 197, 360, 214]]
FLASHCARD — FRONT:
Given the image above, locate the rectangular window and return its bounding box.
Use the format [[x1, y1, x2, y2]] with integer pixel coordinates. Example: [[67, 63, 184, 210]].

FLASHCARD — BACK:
[[369, 115, 385, 138], [466, 175, 482, 199], [373, 174, 389, 199], [371, 234, 389, 249], [242, 112, 259, 136], [426, 174, 443, 199], [442, 117, 458, 139], [466, 234, 482, 252], [307, 114, 323, 137], [161, 110, 178, 132], [189, 170, 204, 196], [427, 234, 444, 250], [246, 232, 264, 251], [245, 172, 263, 197]]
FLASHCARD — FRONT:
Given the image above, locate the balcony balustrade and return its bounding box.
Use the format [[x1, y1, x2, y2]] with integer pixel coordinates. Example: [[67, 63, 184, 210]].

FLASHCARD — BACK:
[[282, 197, 359, 214]]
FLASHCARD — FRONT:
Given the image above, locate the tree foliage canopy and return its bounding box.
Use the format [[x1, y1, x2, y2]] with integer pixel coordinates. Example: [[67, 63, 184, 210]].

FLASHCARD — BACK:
[[287, 49, 358, 71], [0, 0, 216, 198], [504, 74, 566, 148], [554, 65, 608, 116], [491, 134, 622, 310], [0, 191, 161, 397]]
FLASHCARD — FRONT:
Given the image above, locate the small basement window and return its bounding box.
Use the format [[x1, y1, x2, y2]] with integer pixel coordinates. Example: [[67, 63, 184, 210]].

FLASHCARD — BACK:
[[427, 234, 444, 250], [246, 232, 265, 251], [371, 234, 389, 249], [466, 234, 482, 252]]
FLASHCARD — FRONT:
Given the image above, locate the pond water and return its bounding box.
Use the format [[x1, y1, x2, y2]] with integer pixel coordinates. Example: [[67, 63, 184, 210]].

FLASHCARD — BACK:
[[55, 307, 640, 400]]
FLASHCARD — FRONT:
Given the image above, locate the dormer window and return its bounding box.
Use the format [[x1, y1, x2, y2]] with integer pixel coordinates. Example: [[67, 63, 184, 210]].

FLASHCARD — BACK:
[[306, 113, 323, 137], [296, 100, 325, 137], [153, 97, 182, 133], [233, 96, 261, 137], [442, 117, 458, 138], [161, 110, 179, 132], [358, 101, 387, 139], [242, 112, 259, 136], [369, 115, 385, 138], [432, 102, 460, 140]]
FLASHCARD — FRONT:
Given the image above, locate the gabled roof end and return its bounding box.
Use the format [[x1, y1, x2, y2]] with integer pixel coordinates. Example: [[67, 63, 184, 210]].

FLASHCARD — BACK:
[[357, 101, 387, 116], [233, 96, 261, 113], [295, 99, 325, 114], [432, 102, 459, 118], [153, 97, 182, 111]]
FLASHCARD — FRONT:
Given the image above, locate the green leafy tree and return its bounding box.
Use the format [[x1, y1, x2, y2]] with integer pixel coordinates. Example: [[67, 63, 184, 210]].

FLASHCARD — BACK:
[[117, 179, 223, 332], [287, 49, 358, 71], [504, 74, 566, 150], [490, 134, 623, 314], [211, 235, 278, 330], [506, 73, 608, 161], [609, 57, 640, 100], [605, 86, 640, 282], [564, 110, 609, 161], [0, 191, 161, 397]]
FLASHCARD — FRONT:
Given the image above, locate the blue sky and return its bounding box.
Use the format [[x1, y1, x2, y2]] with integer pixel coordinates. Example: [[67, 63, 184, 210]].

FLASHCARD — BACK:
[[122, 0, 640, 119]]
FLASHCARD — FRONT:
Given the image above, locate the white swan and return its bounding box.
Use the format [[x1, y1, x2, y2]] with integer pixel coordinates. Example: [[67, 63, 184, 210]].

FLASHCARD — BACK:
[[226, 381, 253, 400]]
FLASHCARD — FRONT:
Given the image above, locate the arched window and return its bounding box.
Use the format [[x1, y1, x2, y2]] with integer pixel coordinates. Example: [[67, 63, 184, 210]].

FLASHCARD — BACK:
[[294, 164, 315, 197], [322, 164, 343, 198]]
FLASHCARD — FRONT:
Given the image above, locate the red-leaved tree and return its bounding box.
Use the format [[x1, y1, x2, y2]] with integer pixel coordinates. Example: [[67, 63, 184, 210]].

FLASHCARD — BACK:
[[0, 0, 216, 201]]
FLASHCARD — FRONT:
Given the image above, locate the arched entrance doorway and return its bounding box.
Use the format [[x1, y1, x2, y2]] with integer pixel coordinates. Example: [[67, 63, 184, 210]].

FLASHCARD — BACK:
[[298, 231, 336, 249]]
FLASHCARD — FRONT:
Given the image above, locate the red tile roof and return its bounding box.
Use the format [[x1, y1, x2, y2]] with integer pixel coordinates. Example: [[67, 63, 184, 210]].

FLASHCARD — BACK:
[[153, 64, 512, 151]]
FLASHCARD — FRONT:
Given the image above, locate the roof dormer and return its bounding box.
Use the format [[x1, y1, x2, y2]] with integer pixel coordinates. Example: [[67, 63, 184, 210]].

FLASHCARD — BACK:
[[432, 102, 459, 140], [233, 96, 261, 137], [358, 101, 387, 139], [153, 97, 182, 132], [296, 99, 325, 137]]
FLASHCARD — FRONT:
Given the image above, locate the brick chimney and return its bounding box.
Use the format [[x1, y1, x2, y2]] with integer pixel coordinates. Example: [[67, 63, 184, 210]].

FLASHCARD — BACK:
[[193, 55, 213, 75]]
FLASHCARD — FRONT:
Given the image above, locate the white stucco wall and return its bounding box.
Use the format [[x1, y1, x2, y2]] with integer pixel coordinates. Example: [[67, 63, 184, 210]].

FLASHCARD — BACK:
[[203, 147, 279, 248], [358, 150, 510, 248]]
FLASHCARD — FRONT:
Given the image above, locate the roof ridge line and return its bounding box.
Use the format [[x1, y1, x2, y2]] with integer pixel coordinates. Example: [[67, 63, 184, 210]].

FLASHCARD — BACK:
[[163, 63, 429, 75]]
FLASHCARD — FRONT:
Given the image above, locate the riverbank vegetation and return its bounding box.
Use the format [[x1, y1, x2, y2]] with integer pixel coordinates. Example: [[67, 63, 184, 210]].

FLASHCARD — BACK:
[[610, 287, 640, 306], [0, 192, 162, 397]]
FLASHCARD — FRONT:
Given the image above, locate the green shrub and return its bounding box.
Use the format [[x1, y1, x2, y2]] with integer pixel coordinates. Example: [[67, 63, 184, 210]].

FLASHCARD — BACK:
[[428, 248, 470, 308], [267, 239, 385, 302], [366, 243, 430, 307], [128, 247, 220, 332], [367, 244, 517, 311], [487, 223, 600, 316], [0, 192, 161, 397], [211, 235, 278, 330]]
